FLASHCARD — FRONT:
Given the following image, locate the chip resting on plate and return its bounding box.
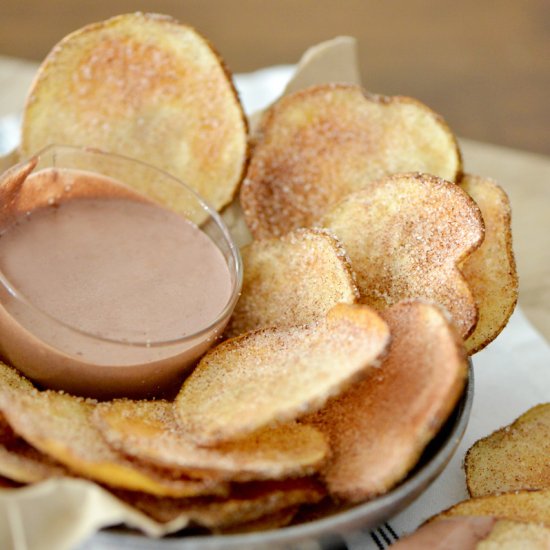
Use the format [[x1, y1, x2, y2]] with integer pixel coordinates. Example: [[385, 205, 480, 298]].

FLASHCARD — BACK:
[[241, 83, 462, 238], [435, 489, 550, 527], [224, 228, 358, 338], [321, 172, 484, 338], [465, 403, 550, 497], [306, 300, 468, 502], [93, 399, 328, 481], [460, 174, 518, 354], [114, 477, 324, 531], [20, 12, 247, 211], [176, 303, 390, 445], [0, 362, 227, 497]]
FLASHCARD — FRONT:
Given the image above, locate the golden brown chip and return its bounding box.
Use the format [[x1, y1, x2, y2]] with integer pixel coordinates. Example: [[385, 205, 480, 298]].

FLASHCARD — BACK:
[[20, 13, 247, 212], [307, 300, 468, 502], [218, 507, 297, 534], [0, 438, 68, 484], [435, 489, 550, 527], [241, 83, 462, 238], [321, 172, 484, 338], [478, 519, 550, 549], [94, 399, 328, 481], [392, 517, 550, 549], [225, 228, 359, 338], [391, 516, 496, 549], [465, 403, 550, 498], [460, 174, 518, 353], [115, 477, 324, 530], [176, 303, 390, 445], [0, 362, 227, 497]]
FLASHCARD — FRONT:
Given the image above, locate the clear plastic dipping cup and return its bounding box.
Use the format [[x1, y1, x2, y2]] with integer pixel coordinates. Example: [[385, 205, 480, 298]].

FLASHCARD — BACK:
[[0, 145, 242, 399]]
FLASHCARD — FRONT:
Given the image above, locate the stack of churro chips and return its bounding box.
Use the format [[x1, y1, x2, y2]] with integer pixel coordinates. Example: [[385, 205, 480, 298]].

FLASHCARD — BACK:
[[0, 11, 520, 538]]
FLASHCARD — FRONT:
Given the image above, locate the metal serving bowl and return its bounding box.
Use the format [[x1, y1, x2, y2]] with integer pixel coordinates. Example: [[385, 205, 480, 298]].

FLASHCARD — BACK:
[[88, 364, 474, 550]]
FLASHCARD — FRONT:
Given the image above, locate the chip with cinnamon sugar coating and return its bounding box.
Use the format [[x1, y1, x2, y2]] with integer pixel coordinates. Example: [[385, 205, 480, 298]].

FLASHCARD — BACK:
[[241, 83, 461, 238], [93, 399, 328, 482], [460, 174, 518, 354], [435, 489, 550, 527], [0, 437, 68, 484], [20, 13, 247, 212], [306, 301, 468, 502], [114, 478, 324, 531], [0, 362, 227, 497], [322, 172, 484, 338], [176, 303, 390, 446], [225, 228, 358, 338], [465, 403, 550, 498]]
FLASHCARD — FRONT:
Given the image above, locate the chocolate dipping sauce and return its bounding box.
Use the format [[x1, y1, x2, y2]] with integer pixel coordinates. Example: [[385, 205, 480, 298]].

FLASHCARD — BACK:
[[0, 165, 235, 399]]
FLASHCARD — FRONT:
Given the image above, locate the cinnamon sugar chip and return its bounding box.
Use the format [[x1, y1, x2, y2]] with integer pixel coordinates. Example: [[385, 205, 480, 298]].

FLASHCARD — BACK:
[[465, 403, 550, 498], [392, 518, 550, 549], [0, 438, 69, 484], [225, 228, 359, 338], [435, 489, 550, 527], [241, 83, 461, 238], [114, 478, 324, 530], [307, 301, 468, 502], [94, 399, 328, 482], [322, 172, 484, 338], [175, 303, 390, 445], [20, 12, 247, 212], [218, 507, 298, 534], [460, 175, 518, 354], [0, 362, 227, 497]]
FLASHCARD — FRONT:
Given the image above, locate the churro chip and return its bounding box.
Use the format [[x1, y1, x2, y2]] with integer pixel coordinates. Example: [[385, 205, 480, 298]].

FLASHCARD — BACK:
[[465, 403, 550, 498], [477, 519, 550, 549], [219, 507, 298, 534], [176, 303, 390, 445], [241, 83, 461, 238], [94, 399, 328, 481], [20, 13, 247, 211], [307, 301, 468, 502], [435, 489, 550, 527], [392, 517, 550, 549], [0, 363, 226, 497], [460, 174, 518, 353], [115, 478, 324, 530], [0, 438, 68, 484], [225, 228, 359, 338], [322, 172, 484, 338]]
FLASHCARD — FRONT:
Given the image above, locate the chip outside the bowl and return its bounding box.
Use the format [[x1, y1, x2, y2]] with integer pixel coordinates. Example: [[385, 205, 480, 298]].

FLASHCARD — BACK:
[[224, 228, 359, 338], [435, 489, 550, 527], [93, 399, 328, 482], [241, 83, 462, 238], [175, 303, 390, 446], [465, 403, 550, 498], [392, 517, 550, 549], [306, 300, 468, 502], [460, 174, 518, 354], [20, 12, 248, 212], [321, 172, 484, 339]]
